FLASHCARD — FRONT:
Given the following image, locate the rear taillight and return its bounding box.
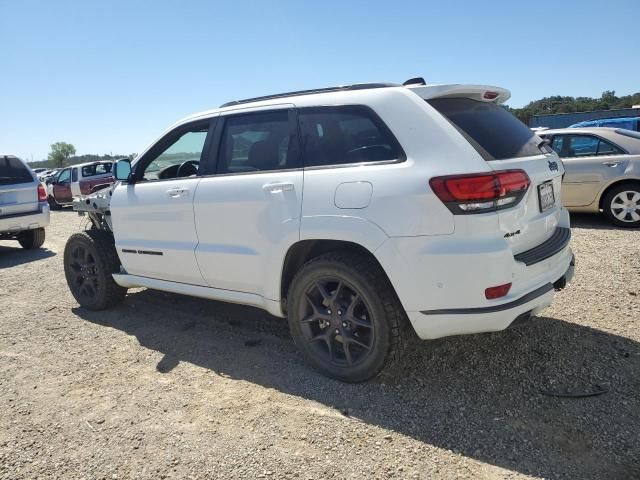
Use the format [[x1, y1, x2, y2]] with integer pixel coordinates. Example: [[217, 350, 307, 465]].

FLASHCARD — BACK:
[[37, 183, 47, 202], [430, 170, 530, 214], [483, 91, 499, 100]]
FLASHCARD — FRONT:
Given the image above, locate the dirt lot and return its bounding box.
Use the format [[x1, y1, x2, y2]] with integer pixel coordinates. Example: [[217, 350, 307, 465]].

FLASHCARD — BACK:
[[1, 210, 639, 479]]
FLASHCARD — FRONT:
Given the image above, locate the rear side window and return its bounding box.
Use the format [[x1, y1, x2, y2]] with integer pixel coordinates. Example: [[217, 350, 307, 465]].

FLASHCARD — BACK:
[[298, 106, 404, 167], [0, 156, 33, 185], [217, 110, 298, 174], [427, 98, 543, 161], [596, 138, 624, 155], [82, 163, 113, 177]]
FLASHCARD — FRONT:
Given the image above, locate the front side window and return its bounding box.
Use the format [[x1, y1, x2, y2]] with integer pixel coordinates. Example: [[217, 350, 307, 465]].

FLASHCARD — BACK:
[[141, 128, 208, 181], [298, 106, 403, 167], [57, 168, 71, 183], [217, 111, 296, 174], [0, 156, 33, 185]]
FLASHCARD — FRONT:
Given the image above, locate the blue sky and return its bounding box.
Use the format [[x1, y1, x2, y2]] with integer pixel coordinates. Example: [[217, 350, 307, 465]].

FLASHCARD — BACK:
[[1, 0, 638, 161]]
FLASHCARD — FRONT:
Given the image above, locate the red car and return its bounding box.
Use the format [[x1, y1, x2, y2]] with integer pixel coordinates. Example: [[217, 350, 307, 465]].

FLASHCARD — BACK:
[[47, 161, 114, 209]]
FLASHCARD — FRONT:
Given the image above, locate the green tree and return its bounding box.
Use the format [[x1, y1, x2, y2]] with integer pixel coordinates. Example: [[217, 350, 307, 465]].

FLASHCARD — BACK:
[[601, 90, 616, 103], [47, 142, 76, 168], [506, 90, 640, 125]]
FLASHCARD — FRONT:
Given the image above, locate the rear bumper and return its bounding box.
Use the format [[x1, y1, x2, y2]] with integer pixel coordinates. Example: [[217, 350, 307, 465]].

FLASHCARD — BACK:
[[407, 255, 575, 340], [0, 203, 50, 234], [374, 209, 575, 340], [408, 255, 575, 339]]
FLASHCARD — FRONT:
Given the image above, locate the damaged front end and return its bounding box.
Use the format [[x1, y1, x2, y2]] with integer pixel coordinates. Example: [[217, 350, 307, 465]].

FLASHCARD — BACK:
[[73, 185, 115, 232]]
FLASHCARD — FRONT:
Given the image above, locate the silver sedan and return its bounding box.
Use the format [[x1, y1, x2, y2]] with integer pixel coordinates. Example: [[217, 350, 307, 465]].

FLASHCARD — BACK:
[[539, 127, 640, 227]]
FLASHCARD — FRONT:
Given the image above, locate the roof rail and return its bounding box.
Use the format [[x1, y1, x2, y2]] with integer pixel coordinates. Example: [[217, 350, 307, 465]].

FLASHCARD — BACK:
[[219, 83, 399, 108]]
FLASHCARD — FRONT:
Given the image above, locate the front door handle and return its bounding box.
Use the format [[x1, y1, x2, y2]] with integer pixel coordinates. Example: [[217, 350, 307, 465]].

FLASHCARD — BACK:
[[602, 161, 620, 167], [262, 182, 294, 194], [167, 187, 189, 198]]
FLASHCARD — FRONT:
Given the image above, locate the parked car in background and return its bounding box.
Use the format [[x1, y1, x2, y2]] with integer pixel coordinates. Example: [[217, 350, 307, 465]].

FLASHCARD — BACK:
[[0, 154, 49, 249], [64, 80, 574, 382], [539, 128, 640, 227], [47, 161, 114, 209], [31, 167, 48, 175], [39, 169, 59, 182]]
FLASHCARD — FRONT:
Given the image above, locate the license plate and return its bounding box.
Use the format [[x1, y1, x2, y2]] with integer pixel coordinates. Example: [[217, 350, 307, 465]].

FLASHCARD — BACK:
[[538, 181, 555, 212]]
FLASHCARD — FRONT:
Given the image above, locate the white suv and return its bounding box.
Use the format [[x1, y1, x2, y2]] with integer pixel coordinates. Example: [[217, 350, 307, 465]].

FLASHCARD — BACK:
[[64, 80, 574, 381], [0, 154, 50, 249]]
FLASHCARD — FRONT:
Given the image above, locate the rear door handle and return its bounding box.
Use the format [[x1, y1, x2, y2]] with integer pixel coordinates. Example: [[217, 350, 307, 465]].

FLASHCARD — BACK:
[[602, 161, 620, 167], [262, 182, 294, 194], [167, 187, 189, 198]]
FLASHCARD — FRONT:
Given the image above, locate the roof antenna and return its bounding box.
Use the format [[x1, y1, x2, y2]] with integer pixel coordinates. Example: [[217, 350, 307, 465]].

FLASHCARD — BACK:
[[403, 77, 426, 86]]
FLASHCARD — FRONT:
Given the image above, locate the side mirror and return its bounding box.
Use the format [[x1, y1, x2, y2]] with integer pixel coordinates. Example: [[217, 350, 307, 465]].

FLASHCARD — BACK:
[[113, 159, 132, 182]]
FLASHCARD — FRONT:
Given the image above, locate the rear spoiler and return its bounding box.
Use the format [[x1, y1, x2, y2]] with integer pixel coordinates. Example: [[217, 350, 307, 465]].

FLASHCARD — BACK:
[[406, 84, 511, 105]]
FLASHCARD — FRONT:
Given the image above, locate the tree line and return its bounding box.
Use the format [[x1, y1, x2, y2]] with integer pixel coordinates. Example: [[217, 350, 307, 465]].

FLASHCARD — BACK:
[[507, 90, 640, 124], [29, 142, 136, 169]]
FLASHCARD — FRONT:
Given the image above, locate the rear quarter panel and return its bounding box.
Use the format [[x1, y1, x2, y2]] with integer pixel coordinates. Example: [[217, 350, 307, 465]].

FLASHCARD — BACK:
[[297, 88, 493, 238]]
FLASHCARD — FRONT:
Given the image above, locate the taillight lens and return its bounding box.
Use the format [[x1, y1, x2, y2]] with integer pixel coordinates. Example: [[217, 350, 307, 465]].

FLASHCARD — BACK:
[[430, 170, 530, 214], [483, 91, 499, 100], [37, 183, 47, 202]]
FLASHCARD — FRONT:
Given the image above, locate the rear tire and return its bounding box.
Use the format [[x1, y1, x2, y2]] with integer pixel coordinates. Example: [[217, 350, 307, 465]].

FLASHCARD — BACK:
[[48, 196, 62, 210], [287, 252, 410, 382], [602, 183, 640, 228], [64, 230, 127, 310], [18, 228, 46, 249]]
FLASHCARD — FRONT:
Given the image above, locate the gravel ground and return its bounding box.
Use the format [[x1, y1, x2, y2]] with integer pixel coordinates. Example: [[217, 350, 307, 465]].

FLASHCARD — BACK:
[[1, 210, 639, 479]]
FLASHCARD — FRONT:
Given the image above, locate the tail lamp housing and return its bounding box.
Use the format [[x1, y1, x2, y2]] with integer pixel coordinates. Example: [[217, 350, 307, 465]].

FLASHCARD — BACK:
[[37, 183, 47, 202], [430, 170, 530, 214]]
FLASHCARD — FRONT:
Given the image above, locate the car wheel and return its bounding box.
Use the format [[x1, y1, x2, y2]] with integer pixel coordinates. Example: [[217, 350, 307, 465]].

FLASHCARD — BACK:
[[64, 230, 127, 310], [17, 228, 46, 249], [48, 196, 62, 210], [287, 252, 410, 382], [603, 184, 640, 228]]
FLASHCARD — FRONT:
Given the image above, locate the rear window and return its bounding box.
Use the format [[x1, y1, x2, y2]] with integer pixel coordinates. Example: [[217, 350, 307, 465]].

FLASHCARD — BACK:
[[298, 105, 404, 167], [82, 162, 113, 177], [0, 156, 34, 185], [427, 98, 544, 161]]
